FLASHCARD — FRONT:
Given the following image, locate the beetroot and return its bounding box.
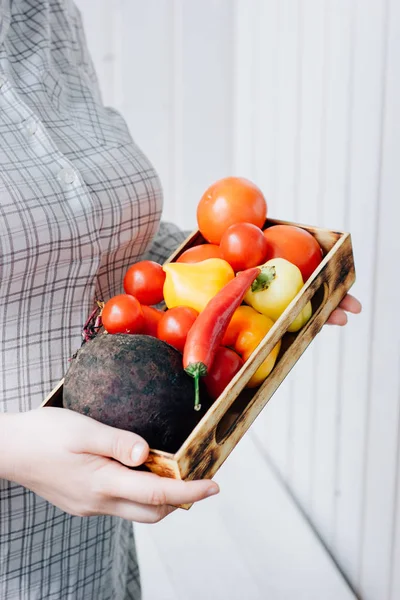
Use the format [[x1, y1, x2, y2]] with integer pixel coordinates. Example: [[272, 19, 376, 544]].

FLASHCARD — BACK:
[[63, 334, 209, 453]]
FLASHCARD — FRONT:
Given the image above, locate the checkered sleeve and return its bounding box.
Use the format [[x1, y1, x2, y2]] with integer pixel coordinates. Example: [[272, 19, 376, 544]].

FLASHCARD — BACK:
[[142, 221, 191, 264]]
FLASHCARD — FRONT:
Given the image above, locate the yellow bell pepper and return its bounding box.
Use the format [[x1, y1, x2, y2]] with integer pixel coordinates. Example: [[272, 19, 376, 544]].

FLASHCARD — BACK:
[[163, 258, 235, 313], [244, 257, 312, 332], [222, 305, 281, 388]]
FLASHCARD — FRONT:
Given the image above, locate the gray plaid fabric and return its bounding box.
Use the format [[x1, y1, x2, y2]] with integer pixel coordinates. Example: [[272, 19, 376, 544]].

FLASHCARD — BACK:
[[0, 1, 186, 598]]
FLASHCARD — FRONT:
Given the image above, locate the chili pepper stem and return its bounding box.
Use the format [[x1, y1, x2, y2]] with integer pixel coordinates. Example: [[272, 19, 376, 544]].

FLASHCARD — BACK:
[[251, 266, 276, 292], [185, 362, 208, 411], [193, 375, 201, 412]]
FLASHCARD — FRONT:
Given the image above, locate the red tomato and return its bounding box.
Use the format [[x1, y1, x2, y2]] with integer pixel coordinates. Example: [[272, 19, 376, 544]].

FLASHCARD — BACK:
[[197, 177, 267, 244], [203, 346, 244, 400], [176, 244, 222, 263], [141, 305, 163, 337], [102, 294, 144, 334], [263, 225, 323, 282], [123, 261, 165, 305], [157, 306, 198, 352], [220, 222, 268, 272]]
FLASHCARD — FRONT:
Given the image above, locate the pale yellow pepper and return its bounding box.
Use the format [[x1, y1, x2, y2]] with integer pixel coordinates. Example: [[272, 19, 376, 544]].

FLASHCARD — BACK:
[[163, 258, 235, 313], [244, 257, 312, 333]]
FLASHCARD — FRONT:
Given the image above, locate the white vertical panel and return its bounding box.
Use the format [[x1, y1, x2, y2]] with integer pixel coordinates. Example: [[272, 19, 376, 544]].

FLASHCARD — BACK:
[[118, 1, 234, 230], [310, 0, 353, 552], [333, 0, 389, 592], [117, 0, 175, 223], [359, 0, 400, 596], [170, 0, 184, 229], [74, 0, 118, 106], [252, 0, 279, 203], [250, 0, 303, 478], [232, 0, 257, 180], [391, 380, 400, 600], [271, 0, 302, 222], [178, 0, 234, 230], [287, 0, 326, 513]]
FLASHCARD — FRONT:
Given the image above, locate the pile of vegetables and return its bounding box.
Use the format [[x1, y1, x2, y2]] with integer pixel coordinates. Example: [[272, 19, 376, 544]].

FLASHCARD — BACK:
[[64, 176, 323, 452]]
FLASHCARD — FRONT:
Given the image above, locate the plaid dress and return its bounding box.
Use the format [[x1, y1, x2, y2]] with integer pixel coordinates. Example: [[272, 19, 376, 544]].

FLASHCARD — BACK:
[[0, 1, 186, 598]]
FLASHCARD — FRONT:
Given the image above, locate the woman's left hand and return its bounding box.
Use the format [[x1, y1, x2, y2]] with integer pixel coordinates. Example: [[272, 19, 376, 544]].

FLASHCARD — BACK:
[[326, 293, 362, 326]]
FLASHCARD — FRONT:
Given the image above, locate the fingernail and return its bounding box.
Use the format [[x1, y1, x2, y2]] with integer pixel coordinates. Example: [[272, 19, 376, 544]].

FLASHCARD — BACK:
[[131, 442, 146, 464], [206, 485, 219, 497]]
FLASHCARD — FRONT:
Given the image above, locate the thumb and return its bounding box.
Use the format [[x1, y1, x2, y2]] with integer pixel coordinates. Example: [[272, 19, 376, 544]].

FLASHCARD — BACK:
[[80, 418, 150, 467]]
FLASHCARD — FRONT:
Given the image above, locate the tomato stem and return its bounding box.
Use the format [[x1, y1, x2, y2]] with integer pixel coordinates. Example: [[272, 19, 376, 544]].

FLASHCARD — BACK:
[[185, 362, 208, 411], [251, 266, 276, 292]]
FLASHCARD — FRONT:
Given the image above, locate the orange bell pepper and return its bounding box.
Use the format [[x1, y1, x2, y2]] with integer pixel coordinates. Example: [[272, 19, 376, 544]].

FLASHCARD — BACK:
[[222, 305, 281, 388]]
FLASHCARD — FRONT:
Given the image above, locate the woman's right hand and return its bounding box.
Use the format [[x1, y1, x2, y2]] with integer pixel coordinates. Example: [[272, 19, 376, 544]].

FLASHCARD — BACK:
[[0, 407, 219, 523]]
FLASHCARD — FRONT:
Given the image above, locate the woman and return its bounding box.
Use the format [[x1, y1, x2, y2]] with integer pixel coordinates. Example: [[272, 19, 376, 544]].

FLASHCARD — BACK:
[[0, 1, 361, 599]]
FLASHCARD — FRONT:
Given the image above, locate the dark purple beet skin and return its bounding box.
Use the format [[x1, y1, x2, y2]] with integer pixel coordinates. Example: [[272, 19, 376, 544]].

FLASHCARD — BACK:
[[63, 334, 210, 453]]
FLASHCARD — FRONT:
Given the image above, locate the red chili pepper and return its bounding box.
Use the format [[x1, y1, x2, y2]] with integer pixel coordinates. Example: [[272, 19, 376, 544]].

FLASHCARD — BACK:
[[183, 266, 260, 411]]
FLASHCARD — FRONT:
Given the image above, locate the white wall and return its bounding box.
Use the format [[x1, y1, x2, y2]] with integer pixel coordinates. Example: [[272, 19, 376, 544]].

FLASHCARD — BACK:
[[76, 1, 400, 599]]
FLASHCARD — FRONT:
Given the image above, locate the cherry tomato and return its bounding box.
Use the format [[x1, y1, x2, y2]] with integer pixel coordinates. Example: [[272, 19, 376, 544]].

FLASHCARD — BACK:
[[141, 305, 163, 337], [157, 306, 198, 352], [197, 177, 267, 244], [203, 346, 244, 400], [263, 225, 323, 282], [102, 294, 144, 334], [123, 261, 165, 305], [220, 222, 268, 272], [176, 244, 222, 263]]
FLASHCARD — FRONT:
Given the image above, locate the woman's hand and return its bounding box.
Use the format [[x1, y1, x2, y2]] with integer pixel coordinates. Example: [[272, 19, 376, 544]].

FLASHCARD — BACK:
[[1, 407, 219, 523], [326, 293, 362, 326]]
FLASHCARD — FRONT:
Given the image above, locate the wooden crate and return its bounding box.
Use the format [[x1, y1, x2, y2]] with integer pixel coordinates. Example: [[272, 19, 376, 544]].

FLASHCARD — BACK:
[[41, 218, 355, 496]]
